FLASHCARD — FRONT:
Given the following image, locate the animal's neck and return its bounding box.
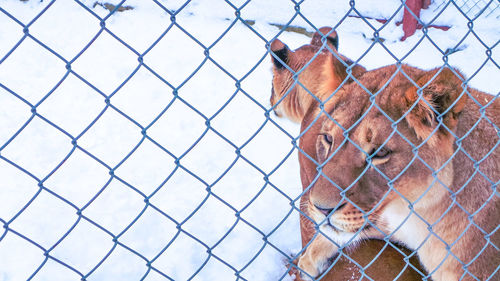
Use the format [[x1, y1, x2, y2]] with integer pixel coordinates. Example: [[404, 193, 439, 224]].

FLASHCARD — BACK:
[[452, 90, 499, 191]]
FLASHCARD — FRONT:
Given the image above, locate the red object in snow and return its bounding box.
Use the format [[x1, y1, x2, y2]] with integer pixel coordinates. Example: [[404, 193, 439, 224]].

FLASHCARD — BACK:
[[402, 0, 432, 40], [347, 14, 450, 37], [347, 0, 450, 41]]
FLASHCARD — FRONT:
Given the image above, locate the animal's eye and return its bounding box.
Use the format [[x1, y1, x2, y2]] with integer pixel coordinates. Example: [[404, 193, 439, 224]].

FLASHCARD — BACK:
[[370, 147, 391, 159], [316, 134, 333, 162], [322, 134, 333, 145]]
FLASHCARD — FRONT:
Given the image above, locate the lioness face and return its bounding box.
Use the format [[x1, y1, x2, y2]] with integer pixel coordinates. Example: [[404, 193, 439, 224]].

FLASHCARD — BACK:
[[303, 68, 465, 238]]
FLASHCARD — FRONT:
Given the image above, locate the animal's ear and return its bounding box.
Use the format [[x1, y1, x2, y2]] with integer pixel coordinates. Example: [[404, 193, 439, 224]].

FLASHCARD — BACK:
[[311, 27, 338, 50], [404, 67, 468, 142], [270, 39, 291, 69]]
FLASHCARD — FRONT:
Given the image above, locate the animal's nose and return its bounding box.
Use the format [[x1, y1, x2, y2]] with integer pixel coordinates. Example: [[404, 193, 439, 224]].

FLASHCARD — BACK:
[[314, 202, 346, 217]]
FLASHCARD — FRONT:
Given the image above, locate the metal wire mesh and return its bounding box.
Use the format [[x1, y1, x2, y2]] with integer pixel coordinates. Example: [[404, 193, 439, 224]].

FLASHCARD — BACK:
[[450, 0, 499, 18], [0, 0, 498, 281]]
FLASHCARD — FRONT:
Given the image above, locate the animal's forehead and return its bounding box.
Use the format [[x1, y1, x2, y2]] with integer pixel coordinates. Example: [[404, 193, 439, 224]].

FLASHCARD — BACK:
[[320, 90, 371, 131], [320, 75, 409, 128]]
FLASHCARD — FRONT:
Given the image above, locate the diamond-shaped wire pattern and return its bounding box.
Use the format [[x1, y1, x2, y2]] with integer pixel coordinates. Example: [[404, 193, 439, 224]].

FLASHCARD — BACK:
[[0, 0, 498, 280], [452, 0, 499, 17]]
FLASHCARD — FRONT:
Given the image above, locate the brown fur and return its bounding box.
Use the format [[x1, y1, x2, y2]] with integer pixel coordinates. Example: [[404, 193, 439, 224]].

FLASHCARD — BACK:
[[274, 59, 500, 280], [271, 28, 426, 280], [270, 27, 366, 123]]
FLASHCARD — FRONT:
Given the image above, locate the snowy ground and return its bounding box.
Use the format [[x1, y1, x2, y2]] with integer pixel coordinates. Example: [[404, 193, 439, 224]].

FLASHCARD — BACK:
[[0, 0, 498, 280]]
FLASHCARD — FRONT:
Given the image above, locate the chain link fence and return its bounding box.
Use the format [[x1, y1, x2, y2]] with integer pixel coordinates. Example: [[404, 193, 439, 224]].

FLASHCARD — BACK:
[[0, 0, 498, 280], [452, 0, 499, 17]]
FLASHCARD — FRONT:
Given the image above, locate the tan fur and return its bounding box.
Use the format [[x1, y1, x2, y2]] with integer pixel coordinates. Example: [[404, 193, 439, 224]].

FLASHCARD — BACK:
[[273, 59, 499, 280], [270, 27, 367, 123], [297, 232, 338, 278], [271, 28, 426, 281]]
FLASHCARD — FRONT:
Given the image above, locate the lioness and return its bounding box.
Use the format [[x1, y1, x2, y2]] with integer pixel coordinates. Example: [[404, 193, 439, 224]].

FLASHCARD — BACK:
[[270, 30, 500, 280], [270, 28, 425, 280]]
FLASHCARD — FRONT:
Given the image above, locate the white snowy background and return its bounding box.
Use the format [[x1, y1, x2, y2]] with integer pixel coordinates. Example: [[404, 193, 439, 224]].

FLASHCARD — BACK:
[[0, 0, 498, 280]]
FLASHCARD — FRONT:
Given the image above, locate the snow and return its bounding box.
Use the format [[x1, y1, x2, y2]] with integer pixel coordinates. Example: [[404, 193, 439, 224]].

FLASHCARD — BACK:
[[0, 0, 498, 281]]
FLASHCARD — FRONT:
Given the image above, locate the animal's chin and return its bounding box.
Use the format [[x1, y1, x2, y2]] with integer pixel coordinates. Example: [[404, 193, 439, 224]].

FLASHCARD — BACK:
[[326, 222, 344, 233], [319, 224, 364, 248], [320, 223, 348, 235], [324, 221, 366, 234]]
